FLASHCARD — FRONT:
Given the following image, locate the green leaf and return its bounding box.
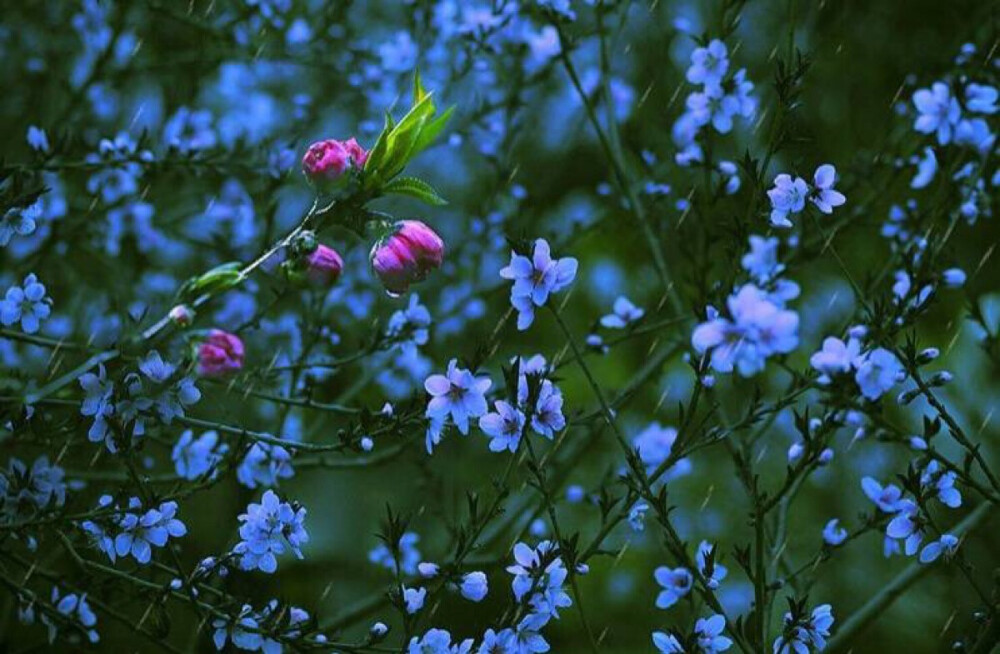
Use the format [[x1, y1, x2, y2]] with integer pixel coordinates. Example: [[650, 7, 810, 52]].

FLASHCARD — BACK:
[[178, 261, 243, 301], [383, 176, 448, 206]]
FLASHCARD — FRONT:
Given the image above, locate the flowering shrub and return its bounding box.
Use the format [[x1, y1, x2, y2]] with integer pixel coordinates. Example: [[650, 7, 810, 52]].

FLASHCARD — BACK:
[[0, 1, 998, 652]]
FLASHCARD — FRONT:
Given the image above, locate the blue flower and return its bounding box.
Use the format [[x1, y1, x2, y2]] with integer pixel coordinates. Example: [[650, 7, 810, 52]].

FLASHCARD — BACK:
[[910, 146, 938, 189], [696, 541, 728, 589], [886, 499, 924, 556], [919, 534, 959, 563], [369, 531, 421, 575], [913, 82, 961, 144], [408, 627, 473, 654], [478, 628, 515, 653], [79, 365, 114, 446], [480, 400, 526, 453], [600, 296, 645, 329], [741, 236, 783, 282], [233, 489, 308, 573], [695, 614, 732, 653], [823, 519, 848, 546], [1, 273, 52, 334], [810, 336, 862, 382], [654, 566, 693, 609], [692, 284, 799, 376], [920, 461, 962, 508], [687, 39, 729, 90], [388, 294, 432, 349], [861, 477, 904, 513], [633, 422, 692, 480], [965, 83, 997, 114], [628, 501, 650, 531], [499, 239, 578, 330], [172, 430, 229, 480], [512, 613, 550, 653], [236, 442, 295, 488], [113, 500, 187, 564], [853, 347, 903, 401], [653, 631, 684, 653], [809, 164, 846, 214], [403, 585, 426, 614], [1, 203, 40, 246], [461, 571, 489, 602], [0, 457, 67, 524], [162, 106, 217, 154], [530, 380, 566, 439], [425, 359, 492, 438], [506, 541, 572, 619], [27, 126, 49, 152], [46, 587, 99, 644], [767, 174, 808, 228]]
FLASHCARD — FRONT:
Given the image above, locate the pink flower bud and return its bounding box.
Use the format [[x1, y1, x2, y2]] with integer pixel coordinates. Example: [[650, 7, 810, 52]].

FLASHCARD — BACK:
[[305, 244, 344, 285], [168, 304, 195, 327], [301, 138, 368, 184], [370, 220, 445, 296], [196, 329, 244, 377]]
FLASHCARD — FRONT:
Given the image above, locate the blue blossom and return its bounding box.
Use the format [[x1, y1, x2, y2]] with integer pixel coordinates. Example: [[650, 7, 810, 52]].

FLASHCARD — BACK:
[[425, 359, 492, 440], [633, 422, 692, 480], [408, 628, 472, 654], [719, 160, 741, 194], [912, 82, 961, 144], [0, 457, 67, 524], [654, 566, 693, 609], [600, 296, 645, 329], [1, 202, 41, 246], [767, 174, 808, 228], [696, 541, 727, 589], [628, 501, 650, 531], [388, 294, 432, 350], [810, 336, 861, 382], [692, 284, 799, 376], [506, 541, 572, 619], [233, 489, 309, 573], [695, 614, 732, 653], [653, 631, 684, 653], [46, 587, 99, 644], [369, 531, 421, 575], [163, 106, 217, 153], [499, 239, 578, 330], [741, 236, 783, 282], [114, 500, 187, 565], [886, 499, 924, 555], [773, 604, 834, 653], [79, 364, 114, 446], [920, 461, 962, 508], [853, 347, 903, 401], [964, 83, 997, 114], [910, 146, 938, 189], [823, 519, 848, 546], [461, 571, 489, 602], [27, 126, 50, 152], [512, 613, 551, 653], [403, 585, 426, 614], [530, 380, 566, 439], [237, 442, 295, 489], [1, 273, 52, 334], [687, 39, 729, 90], [478, 628, 515, 653], [480, 400, 526, 453], [172, 430, 229, 480], [861, 477, 904, 513], [919, 533, 959, 563], [809, 164, 847, 214]]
